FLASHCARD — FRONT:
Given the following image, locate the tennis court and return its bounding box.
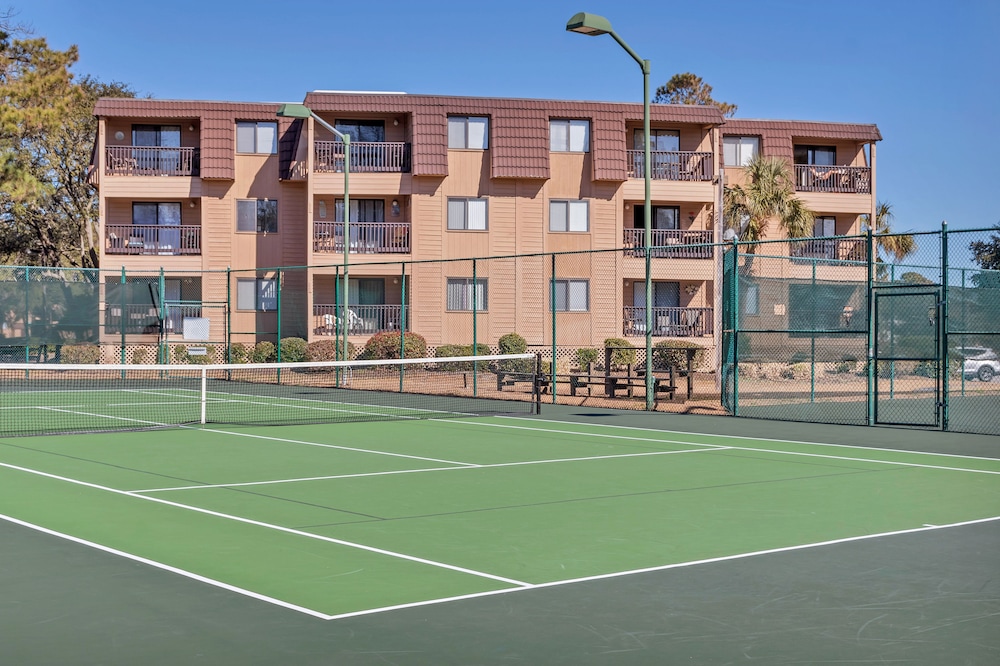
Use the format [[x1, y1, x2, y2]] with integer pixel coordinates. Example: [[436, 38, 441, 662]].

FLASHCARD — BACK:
[[1, 358, 998, 664]]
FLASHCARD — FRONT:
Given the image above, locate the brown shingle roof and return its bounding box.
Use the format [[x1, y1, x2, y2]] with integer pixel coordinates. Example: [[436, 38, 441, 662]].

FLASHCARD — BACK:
[[303, 92, 725, 180], [720, 118, 881, 162]]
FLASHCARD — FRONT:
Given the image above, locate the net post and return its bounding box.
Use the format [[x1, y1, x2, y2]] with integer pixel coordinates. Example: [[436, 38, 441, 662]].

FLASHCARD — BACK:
[[225, 266, 232, 364], [550, 253, 556, 404], [399, 262, 406, 393], [866, 227, 875, 426], [472, 258, 478, 398], [120, 266, 127, 367], [940, 220, 949, 431], [535, 352, 543, 414], [200, 367, 207, 425], [158, 267, 166, 364]]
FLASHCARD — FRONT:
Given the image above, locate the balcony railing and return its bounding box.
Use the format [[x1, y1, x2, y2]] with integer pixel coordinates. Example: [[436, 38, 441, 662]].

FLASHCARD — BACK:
[[790, 237, 866, 264], [794, 165, 871, 194], [106, 224, 201, 255], [314, 141, 411, 173], [105, 303, 202, 335], [626, 150, 713, 181], [623, 229, 714, 259], [314, 304, 409, 336], [105, 146, 200, 176], [314, 222, 411, 254], [623, 306, 714, 338]]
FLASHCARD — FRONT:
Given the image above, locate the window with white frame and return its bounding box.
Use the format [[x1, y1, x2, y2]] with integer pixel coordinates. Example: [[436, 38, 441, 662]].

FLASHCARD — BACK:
[[236, 121, 277, 154], [550, 119, 590, 152], [723, 136, 759, 166], [236, 278, 277, 311], [549, 200, 589, 232], [551, 279, 589, 312], [236, 199, 278, 233], [448, 116, 489, 149], [447, 198, 488, 230], [446, 278, 488, 311], [743, 284, 760, 315]]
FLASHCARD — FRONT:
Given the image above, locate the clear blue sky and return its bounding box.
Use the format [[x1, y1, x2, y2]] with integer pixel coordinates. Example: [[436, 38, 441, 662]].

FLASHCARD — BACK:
[[15, 0, 1000, 233]]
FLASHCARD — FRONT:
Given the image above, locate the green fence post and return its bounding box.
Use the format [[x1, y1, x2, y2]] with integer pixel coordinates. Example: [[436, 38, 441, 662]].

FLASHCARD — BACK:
[[399, 262, 406, 392], [24, 266, 30, 364], [225, 267, 232, 363], [941, 221, 949, 431], [550, 253, 556, 404], [866, 228, 875, 425], [960, 267, 966, 397], [810, 260, 816, 403], [472, 258, 478, 397], [158, 267, 166, 364], [276, 270, 283, 363], [732, 239, 739, 416], [120, 266, 127, 365]]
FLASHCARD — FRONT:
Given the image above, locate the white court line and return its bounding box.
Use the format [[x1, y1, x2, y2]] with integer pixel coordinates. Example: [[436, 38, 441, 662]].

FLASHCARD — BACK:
[[445, 420, 1000, 476], [132, 446, 728, 493], [0, 512, 335, 620], [497, 415, 1000, 463], [320, 515, 1000, 621], [0, 459, 530, 588]]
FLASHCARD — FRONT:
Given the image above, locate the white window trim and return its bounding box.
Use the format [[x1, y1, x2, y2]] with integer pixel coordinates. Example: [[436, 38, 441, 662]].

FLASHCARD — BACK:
[[723, 135, 759, 167], [550, 119, 590, 152], [447, 197, 489, 231], [236, 278, 277, 312], [447, 116, 489, 150], [236, 121, 278, 154], [446, 277, 488, 311], [551, 278, 590, 312], [549, 200, 590, 233], [236, 199, 278, 234]]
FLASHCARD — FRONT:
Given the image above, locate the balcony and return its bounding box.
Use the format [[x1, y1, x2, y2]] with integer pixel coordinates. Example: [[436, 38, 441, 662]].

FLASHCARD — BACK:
[[623, 307, 714, 338], [314, 141, 411, 173], [790, 237, 866, 264], [626, 151, 713, 181], [794, 165, 870, 194], [105, 303, 202, 335], [105, 146, 200, 176], [623, 229, 714, 259], [313, 304, 409, 336], [106, 224, 201, 256], [313, 222, 410, 254]]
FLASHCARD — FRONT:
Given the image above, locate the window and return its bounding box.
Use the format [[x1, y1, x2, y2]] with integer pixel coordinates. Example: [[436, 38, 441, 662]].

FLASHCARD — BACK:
[[633, 205, 679, 230], [334, 120, 385, 142], [723, 136, 759, 166], [448, 116, 489, 149], [132, 125, 181, 171], [550, 119, 590, 152], [814, 216, 836, 237], [132, 203, 181, 251], [447, 198, 488, 230], [633, 129, 679, 151], [132, 125, 180, 148], [794, 145, 836, 166], [549, 200, 589, 232], [236, 278, 277, 311], [236, 122, 277, 154], [447, 278, 487, 311], [236, 199, 278, 233], [743, 284, 760, 315], [335, 199, 385, 222], [551, 279, 589, 312]]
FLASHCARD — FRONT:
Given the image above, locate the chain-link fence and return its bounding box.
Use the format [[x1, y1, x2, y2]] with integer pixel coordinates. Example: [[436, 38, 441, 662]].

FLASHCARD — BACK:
[[722, 225, 1000, 435], [2, 224, 996, 434]]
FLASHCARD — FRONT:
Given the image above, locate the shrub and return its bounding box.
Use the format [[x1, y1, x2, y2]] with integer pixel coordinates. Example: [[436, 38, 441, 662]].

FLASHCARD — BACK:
[[498, 333, 533, 373], [435, 343, 491, 371], [306, 339, 355, 362], [61, 344, 101, 364], [574, 347, 600, 370], [187, 344, 216, 365], [652, 340, 706, 373], [228, 342, 250, 364], [172, 344, 189, 364], [603, 337, 636, 369], [131, 346, 154, 365], [831, 360, 855, 374], [358, 331, 427, 360], [278, 337, 308, 363], [252, 341, 277, 363]]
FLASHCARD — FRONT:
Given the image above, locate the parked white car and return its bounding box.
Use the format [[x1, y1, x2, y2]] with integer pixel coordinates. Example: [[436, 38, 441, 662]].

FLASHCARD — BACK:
[[956, 346, 1000, 382]]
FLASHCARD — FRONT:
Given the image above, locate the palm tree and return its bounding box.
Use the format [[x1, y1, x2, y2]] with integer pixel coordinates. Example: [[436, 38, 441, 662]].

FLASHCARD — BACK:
[[723, 155, 814, 272], [861, 201, 917, 266]]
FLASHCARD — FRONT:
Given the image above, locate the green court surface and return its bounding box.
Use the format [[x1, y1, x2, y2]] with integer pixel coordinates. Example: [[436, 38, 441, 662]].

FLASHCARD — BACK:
[[1, 403, 998, 664]]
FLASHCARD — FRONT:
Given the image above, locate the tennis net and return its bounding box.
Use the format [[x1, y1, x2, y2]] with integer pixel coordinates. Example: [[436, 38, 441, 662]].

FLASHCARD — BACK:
[[0, 353, 540, 437]]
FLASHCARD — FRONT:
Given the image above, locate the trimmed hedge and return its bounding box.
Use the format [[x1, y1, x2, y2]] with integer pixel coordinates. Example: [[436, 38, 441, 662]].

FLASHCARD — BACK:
[[652, 340, 706, 373], [278, 337, 308, 363], [359, 331, 428, 360], [252, 341, 277, 363], [603, 338, 636, 369], [435, 343, 492, 371], [306, 339, 356, 362], [61, 344, 101, 364]]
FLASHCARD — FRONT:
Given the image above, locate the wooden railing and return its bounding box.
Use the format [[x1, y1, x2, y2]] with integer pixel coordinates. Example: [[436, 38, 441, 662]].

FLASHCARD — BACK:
[[794, 165, 871, 193], [623, 306, 714, 338], [313, 304, 409, 336], [314, 141, 411, 173], [790, 237, 866, 264], [105, 303, 202, 335], [313, 221, 410, 254], [626, 150, 713, 181], [105, 224, 201, 255], [105, 146, 199, 176], [622, 229, 714, 259]]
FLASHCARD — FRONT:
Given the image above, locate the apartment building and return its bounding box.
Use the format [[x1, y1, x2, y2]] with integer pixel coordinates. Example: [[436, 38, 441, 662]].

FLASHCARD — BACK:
[[90, 93, 879, 355]]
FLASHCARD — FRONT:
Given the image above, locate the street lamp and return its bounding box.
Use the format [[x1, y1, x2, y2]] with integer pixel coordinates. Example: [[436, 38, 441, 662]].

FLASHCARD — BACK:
[[566, 12, 654, 409], [277, 103, 351, 362]]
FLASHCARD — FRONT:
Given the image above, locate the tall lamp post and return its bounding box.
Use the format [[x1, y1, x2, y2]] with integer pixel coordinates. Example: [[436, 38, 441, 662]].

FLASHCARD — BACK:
[[566, 12, 654, 409], [277, 103, 351, 362]]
